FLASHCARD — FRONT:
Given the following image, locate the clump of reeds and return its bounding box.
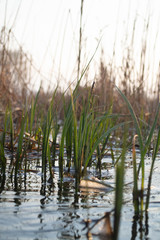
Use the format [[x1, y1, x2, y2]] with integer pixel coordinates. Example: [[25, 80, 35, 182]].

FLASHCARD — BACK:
[[117, 86, 160, 212], [0, 71, 160, 240], [1, 10, 160, 239]]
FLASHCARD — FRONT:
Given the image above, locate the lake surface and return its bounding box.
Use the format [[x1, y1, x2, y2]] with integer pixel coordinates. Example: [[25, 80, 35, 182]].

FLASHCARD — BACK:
[[1, 151, 160, 240]]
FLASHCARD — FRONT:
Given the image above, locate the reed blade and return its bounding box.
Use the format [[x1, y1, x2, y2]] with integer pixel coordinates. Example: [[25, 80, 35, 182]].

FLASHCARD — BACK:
[[30, 87, 40, 135], [15, 113, 27, 178], [84, 121, 130, 169], [145, 127, 160, 211], [113, 132, 127, 240], [116, 86, 144, 152]]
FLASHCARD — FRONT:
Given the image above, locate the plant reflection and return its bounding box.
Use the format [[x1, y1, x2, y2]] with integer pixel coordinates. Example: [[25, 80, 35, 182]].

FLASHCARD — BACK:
[[83, 211, 113, 240], [131, 212, 149, 240]]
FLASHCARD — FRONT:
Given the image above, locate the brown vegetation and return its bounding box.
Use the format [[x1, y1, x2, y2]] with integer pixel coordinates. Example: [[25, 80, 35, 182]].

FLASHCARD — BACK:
[[0, 25, 159, 125]]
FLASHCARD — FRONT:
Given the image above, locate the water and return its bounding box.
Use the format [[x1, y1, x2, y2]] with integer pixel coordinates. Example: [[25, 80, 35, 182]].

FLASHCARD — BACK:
[[1, 152, 160, 239]]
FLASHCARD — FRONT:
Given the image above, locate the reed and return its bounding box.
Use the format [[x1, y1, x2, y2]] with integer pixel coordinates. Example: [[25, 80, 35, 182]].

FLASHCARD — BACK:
[[1, 82, 160, 239], [59, 96, 73, 179], [0, 107, 14, 175], [83, 117, 129, 171], [14, 112, 27, 180], [113, 129, 127, 240], [70, 84, 96, 181], [0, 140, 6, 175], [9, 107, 14, 153], [145, 127, 160, 211], [132, 134, 139, 215], [1, 5, 160, 240], [0, 142, 6, 193], [41, 89, 57, 183], [116, 86, 160, 212], [96, 105, 114, 171], [50, 115, 59, 167], [29, 88, 40, 137], [1, 108, 8, 147]]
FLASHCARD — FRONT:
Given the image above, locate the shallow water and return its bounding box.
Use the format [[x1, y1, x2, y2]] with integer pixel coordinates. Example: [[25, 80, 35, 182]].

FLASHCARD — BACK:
[[1, 152, 160, 240]]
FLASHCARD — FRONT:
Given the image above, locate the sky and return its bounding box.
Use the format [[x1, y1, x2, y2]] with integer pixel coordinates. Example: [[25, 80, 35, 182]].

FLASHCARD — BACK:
[[0, 0, 160, 92]]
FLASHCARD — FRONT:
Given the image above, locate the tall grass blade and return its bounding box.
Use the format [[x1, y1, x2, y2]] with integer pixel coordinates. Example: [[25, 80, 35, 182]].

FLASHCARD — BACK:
[[42, 88, 57, 183], [84, 121, 130, 170], [51, 117, 60, 167], [0, 141, 6, 174], [144, 103, 160, 153], [115, 86, 144, 152], [132, 135, 139, 215], [9, 108, 14, 153], [70, 90, 78, 173], [113, 131, 127, 240], [72, 38, 101, 97], [14, 113, 27, 179], [65, 118, 73, 170], [1, 108, 8, 147], [42, 122, 47, 184], [145, 127, 160, 211], [116, 86, 160, 211], [59, 103, 73, 179], [30, 88, 40, 135]]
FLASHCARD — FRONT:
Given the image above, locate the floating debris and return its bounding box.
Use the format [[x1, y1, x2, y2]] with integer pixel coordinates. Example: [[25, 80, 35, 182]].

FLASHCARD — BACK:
[[80, 176, 114, 192]]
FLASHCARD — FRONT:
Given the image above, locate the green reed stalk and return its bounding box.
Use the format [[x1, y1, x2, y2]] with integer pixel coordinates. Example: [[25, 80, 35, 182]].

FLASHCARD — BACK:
[[0, 141, 6, 174], [80, 114, 94, 170], [59, 100, 73, 178], [9, 110, 15, 179], [60, 84, 95, 180], [63, 95, 73, 171], [30, 88, 40, 136], [73, 90, 94, 179], [51, 117, 60, 167], [42, 90, 56, 183], [84, 120, 129, 171], [113, 131, 127, 240], [42, 123, 47, 183], [145, 127, 160, 211], [9, 108, 14, 153], [58, 40, 101, 178], [42, 121, 53, 183], [132, 135, 139, 215], [95, 106, 114, 170], [1, 108, 8, 147], [78, 106, 87, 169], [78, 92, 94, 168], [15, 113, 27, 178], [81, 103, 95, 168], [65, 119, 73, 170], [71, 91, 78, 172], [47, 140, 52, 180], [59, 86, 79, 176]]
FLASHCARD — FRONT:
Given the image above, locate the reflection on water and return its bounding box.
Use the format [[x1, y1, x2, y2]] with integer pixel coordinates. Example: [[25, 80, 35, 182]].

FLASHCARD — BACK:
[[1, 157, 160, 239]]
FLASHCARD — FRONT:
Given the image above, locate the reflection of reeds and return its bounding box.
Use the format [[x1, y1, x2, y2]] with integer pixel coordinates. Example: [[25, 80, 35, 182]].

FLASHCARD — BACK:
[[85, 211, 113, 239], [77, 0, 84, 81]]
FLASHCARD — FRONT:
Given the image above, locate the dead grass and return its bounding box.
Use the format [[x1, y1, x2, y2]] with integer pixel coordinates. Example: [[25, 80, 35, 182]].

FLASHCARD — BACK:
[[0, 18, 159, 126]]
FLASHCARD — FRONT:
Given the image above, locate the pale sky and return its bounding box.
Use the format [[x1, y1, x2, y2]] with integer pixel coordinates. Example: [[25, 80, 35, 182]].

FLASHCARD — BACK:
[[0, 0, 160, 92]]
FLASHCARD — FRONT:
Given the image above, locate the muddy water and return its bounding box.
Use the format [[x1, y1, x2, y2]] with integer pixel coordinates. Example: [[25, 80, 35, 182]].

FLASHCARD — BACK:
[[1, 152, 160, 239]]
